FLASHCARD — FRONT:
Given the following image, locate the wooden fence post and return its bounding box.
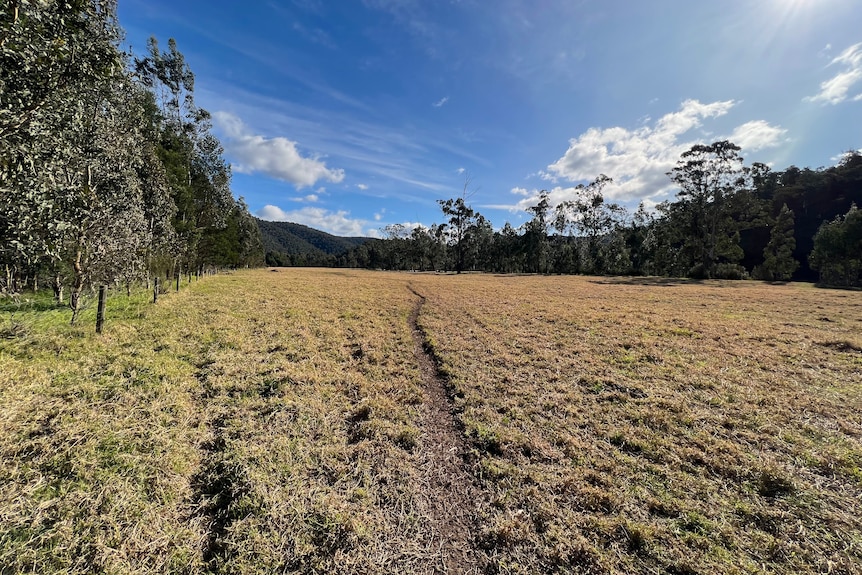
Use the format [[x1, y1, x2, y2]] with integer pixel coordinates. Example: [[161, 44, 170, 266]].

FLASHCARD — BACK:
[[96, 285, 107, 333], [153, 277, 159, 303]]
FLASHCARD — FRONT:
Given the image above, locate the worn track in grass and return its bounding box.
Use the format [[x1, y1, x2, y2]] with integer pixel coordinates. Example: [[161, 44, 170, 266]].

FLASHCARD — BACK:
[[408, 285, 488, 574]]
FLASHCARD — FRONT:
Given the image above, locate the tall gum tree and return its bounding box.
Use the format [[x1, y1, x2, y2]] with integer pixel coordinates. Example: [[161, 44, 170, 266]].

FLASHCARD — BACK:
[[668, 140, 750, 278], [134, 37, 237, 275], [554, 174, 626, 274]]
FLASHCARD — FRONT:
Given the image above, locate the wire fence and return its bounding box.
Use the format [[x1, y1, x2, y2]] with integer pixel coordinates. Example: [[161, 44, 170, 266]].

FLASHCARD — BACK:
[[0, 270, 220, 338]]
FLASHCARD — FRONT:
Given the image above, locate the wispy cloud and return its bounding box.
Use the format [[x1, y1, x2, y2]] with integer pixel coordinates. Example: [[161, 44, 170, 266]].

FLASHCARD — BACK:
[[356, 183, 369, 190], [806, 42, 862, 105], [433, 96, 449, 108], [256, 205, 369, 236], [202, 84, 484, 198], [213, 111, 345, 188]]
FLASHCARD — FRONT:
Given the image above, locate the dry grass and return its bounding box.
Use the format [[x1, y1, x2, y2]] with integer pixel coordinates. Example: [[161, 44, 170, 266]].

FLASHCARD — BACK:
[[1, 271, 451, 573], [1, 270, 860, 574], [411, 274, 862, 574]]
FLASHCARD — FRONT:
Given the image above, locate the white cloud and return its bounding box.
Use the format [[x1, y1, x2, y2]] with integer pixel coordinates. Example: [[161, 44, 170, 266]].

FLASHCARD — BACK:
[[213, 111, 345, 188], [457, 167, 466, 174], [356, 183, 369, 190], [806, 42, 862, 105], [289, 194, 319, 203], [543, 99, 784, 203], [511, 186, 529, 196], [729, 120, 788, 152], [256, 205, 369, 236], [433, 96, 450, 108]]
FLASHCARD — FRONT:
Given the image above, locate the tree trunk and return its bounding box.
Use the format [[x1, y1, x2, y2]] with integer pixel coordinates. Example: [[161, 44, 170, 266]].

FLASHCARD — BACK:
[[70, 247, 85, 324], [52, 274, 64, 305]]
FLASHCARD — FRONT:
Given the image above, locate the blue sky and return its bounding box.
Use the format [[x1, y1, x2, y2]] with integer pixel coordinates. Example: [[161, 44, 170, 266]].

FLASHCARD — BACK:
[[118, 0, 862, 237]]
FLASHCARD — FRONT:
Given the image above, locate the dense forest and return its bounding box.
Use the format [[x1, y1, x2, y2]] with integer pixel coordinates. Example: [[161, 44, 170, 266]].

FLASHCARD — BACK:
[[258, 220, 367, 267], [1, 1, 263, 320], [273, 143, 861, 287]]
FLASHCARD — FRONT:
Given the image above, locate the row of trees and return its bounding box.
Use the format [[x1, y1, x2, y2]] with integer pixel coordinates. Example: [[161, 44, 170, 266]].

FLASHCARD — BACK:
[[1, 1, 263, 319], [337, 142, 861, 287]]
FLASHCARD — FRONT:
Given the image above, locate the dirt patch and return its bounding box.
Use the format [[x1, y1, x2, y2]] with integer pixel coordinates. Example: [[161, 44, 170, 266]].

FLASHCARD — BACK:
[[408, 286, 488, 574]]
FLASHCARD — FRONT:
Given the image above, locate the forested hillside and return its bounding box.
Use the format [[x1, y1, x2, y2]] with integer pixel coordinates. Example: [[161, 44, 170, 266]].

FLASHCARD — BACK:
[[0, 1, 264, 319], [257, 219, 367, 266]]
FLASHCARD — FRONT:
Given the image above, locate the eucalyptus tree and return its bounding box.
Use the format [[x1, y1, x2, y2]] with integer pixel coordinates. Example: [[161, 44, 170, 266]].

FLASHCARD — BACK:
[[438, 197, 478, 273], [234, 197, 265, 268], [57, 68, 178, 320], [1, 1, 176, 317], [134, 37, 236, 275], [667, 141, 749, 278], [554, 174, 626, 274], [523, 191, 551, 273], [624, 203, 654, 275], [465, 213, 494, 272]]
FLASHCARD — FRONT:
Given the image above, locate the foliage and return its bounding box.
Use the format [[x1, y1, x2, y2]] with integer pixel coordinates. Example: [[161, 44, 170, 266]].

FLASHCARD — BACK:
[[554, 174, 628, 274], [664, 141, 751, 278], [809, 203, 862, 287], [1, 3, 263, 307], [437, 196, 478, 273], [756, 203, 799, 281]]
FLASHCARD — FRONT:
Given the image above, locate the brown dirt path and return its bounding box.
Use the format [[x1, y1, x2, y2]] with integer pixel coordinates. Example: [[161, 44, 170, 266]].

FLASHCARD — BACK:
[[408, 285, 488, 574]]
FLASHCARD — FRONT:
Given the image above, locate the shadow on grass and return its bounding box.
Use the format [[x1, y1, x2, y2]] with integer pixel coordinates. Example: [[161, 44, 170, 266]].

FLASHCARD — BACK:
[[0, 295, 66, 313], [588, 276, 707, 287]]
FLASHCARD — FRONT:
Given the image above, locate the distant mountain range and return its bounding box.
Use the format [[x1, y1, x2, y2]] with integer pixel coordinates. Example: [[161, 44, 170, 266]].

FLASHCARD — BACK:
[[256, 219, 369, 256]]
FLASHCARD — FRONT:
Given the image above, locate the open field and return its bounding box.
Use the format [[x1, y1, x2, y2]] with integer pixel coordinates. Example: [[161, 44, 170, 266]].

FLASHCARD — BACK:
[[1, 269, 861, 574]]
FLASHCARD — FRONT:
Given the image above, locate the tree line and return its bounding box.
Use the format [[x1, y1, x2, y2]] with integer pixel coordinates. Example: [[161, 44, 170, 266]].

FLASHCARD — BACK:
[[1, 1, 263, 321], [332, 142, 861, 286]]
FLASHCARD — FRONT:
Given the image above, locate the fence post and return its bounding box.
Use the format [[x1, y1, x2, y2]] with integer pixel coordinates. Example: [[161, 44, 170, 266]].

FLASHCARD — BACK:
[[96, 285, 107, 333], [153, 277, 159, 303]]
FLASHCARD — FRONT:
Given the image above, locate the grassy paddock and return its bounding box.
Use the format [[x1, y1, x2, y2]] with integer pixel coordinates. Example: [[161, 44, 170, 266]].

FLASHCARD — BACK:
[[411, 273, 862, 574], [1, 269, 860, 574]]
